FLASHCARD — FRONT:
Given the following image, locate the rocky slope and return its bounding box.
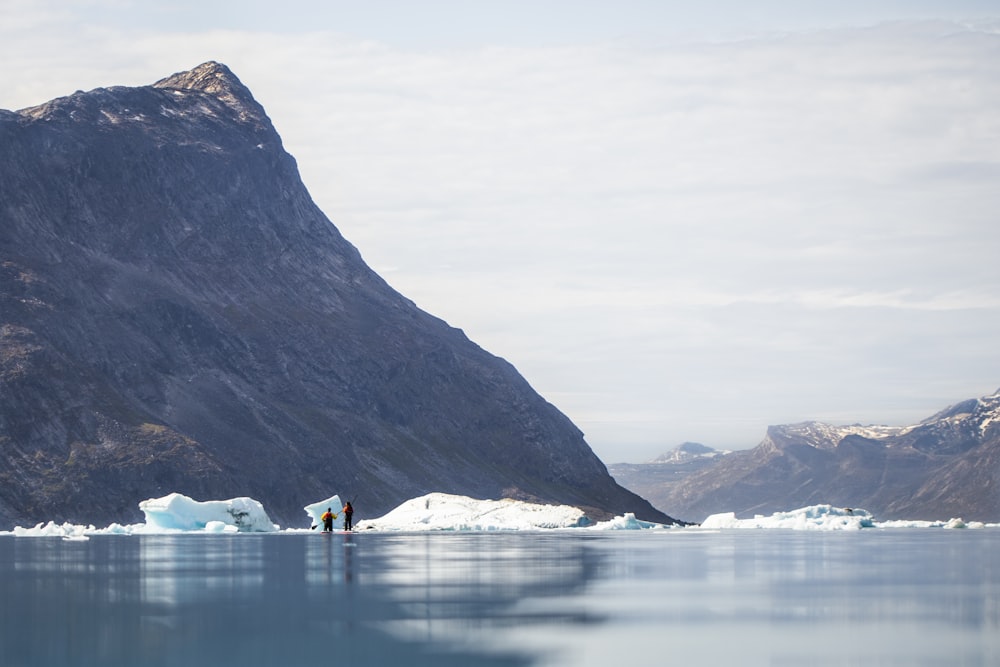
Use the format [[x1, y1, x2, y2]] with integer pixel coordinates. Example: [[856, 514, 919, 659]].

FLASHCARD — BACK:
[[620, 391, 1000, 523], [0, 62, 675, 529], [608, 443, 729, 523]]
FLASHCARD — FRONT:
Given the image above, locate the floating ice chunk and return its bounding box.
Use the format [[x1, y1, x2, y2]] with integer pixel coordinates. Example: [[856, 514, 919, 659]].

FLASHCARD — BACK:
[[359, 492, 590, 531], [303, 495, 342, 530], [700, 511, 738, 529], [593, 512, 668, 530], [204, 521, 239, 533], [701, 505, 874, 530], [138, 493, 277, 532], [12, 521, 96, 538]]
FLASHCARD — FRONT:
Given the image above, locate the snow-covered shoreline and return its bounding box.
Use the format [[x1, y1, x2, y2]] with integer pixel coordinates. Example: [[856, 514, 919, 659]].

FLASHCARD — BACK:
[[2, 492, 996, 538]]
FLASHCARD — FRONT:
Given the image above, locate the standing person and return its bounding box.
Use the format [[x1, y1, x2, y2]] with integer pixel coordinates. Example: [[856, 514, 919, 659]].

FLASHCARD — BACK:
[[321, 507, 335, 532], [342, 502, 354, 531]]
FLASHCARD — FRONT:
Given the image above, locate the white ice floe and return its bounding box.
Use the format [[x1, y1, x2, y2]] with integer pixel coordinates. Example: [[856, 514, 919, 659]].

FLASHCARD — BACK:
[[698, 504, 997, 530], [590, 512, 669, 530], [356, 492, 592, 531], [138, 492, 278, 532], [702, 505, 874, 530], [11, 521, 99, 538], [2, 493, 996, 536], [875, 517, 986, 529], [5, 493, 272, 537]]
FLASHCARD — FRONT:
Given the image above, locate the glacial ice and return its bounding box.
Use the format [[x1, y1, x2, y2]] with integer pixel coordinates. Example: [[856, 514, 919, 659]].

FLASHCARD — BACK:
[[1, 493, 995, 537], [138, 492, 278, 532], [355, 492, 592, 531], [303, 494, 342, 530], [702, 504, 876, 530]]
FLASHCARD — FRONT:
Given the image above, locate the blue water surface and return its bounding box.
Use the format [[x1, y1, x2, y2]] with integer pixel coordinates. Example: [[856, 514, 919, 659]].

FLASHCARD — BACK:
[[1, 529, 997, 666]]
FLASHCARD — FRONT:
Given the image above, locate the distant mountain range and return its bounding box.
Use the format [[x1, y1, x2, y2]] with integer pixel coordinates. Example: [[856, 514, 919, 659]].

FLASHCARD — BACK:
[[0, 62, 673, 529], [609, 390, 1000, 523]]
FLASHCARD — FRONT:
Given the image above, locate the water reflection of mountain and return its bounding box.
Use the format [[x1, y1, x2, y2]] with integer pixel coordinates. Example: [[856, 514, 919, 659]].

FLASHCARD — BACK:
[[1, 533, 606, 667]]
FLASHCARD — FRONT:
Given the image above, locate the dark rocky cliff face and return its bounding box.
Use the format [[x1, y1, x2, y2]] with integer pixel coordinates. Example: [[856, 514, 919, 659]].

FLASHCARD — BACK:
[[0, 62, 675, 528]]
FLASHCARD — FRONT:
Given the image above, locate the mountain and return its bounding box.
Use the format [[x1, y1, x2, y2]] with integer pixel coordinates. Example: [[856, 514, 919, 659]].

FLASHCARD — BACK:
[[607, 443, 731, 522], [650, 441, 724, 463], [0, 62, 675, 529], [620, 391, 1000, 523]]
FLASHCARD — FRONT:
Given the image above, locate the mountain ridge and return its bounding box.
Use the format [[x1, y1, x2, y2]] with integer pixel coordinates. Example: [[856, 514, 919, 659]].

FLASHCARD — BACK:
[[610, 390, 1000, 523]]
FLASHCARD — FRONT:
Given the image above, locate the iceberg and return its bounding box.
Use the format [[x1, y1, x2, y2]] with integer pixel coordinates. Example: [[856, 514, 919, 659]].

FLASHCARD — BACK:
[[303, 494, 343, 530], [138, 493, 278, 532], [701, 505, 875, 530], [592, 512, 668, 530], [698, 505, 998, 530], [11, 521, 100, 538], [356, 492, 593, 531]]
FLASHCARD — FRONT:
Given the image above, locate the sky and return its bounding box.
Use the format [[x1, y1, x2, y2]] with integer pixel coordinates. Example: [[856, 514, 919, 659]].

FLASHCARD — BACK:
[[2, 1, 999, 463]]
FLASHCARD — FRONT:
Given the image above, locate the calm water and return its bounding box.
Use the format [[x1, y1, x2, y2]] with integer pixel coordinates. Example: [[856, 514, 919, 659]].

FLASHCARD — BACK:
[[1, 529, 997, 666]]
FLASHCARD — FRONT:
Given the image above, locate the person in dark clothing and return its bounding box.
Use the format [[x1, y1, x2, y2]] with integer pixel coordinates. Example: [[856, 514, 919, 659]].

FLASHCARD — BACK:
[[342, 502, 354, 531], [321, 508, 335, 532]]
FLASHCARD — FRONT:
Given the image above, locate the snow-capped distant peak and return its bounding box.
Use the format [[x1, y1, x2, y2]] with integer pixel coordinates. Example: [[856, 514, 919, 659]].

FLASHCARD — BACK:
[[651, 442, 726, 463], [768, 420, 917, 448], [921, 390, 1000, 438]]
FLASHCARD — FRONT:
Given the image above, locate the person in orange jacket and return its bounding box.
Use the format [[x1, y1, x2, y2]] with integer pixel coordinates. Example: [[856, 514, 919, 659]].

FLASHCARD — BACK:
[[321, 507, 336, 532], [342, 502, 354, 531]]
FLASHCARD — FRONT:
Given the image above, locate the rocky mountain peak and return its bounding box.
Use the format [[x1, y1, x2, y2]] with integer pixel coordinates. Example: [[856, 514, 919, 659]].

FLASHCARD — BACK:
[[154, 61, 239, 92], [764, 421, 912, 451], [153, 61, 266, 124], [918, 391, 1000, 445], [651, 442, 718, 463]]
